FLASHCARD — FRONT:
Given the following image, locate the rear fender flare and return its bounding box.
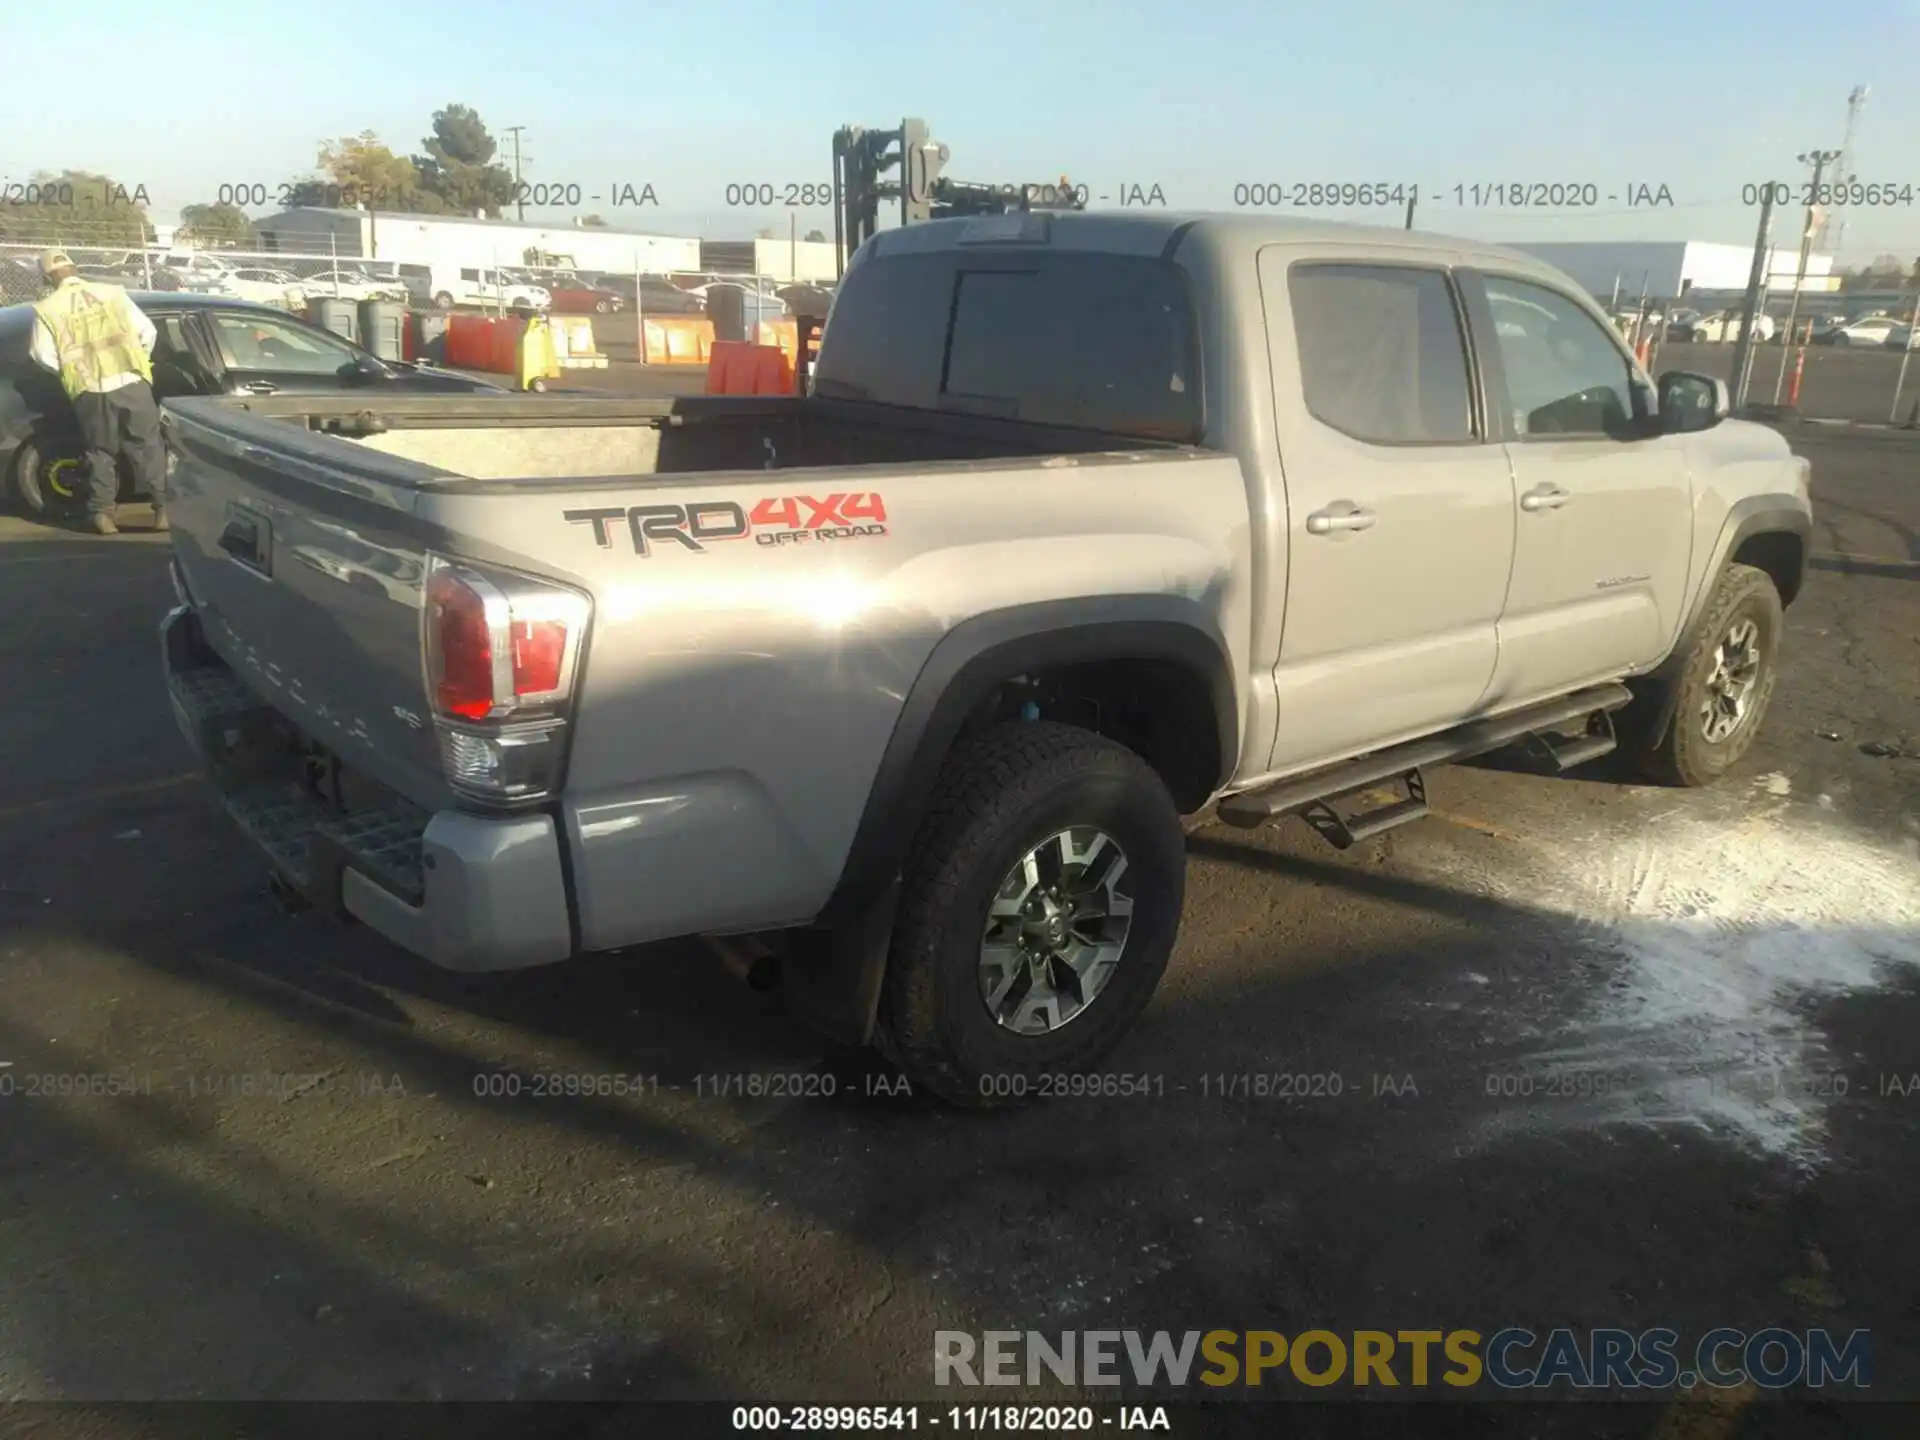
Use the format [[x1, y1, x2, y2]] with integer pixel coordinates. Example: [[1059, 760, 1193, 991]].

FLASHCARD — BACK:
[[784, 595, 1237, 1049]]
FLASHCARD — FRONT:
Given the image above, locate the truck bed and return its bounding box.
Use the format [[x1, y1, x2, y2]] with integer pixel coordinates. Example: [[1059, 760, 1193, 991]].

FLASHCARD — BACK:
[[159, 390, 1249, 957], [181, 392, 1176, 482]]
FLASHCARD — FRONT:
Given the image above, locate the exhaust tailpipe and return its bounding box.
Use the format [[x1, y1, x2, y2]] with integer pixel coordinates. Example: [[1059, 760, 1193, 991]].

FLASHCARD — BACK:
[[704, 934, 781, 992]]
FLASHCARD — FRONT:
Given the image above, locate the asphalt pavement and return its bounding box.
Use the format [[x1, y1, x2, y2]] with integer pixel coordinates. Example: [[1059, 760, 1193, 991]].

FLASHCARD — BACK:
[[0, 425, 1914, 1437]]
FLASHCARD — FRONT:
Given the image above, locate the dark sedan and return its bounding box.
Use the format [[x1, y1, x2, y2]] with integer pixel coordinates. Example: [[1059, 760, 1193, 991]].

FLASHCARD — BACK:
[[2, 291, 505, 519]]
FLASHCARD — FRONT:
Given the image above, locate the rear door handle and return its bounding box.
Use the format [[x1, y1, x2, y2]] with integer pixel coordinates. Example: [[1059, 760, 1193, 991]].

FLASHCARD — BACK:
[[1305, 505, 1377, 535], [241, 381, 278, 395], [1520, 485, 1570, 512]]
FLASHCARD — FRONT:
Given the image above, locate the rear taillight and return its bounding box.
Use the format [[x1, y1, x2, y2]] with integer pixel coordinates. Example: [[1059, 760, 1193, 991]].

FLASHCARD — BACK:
[[423, 555, 590, 804]]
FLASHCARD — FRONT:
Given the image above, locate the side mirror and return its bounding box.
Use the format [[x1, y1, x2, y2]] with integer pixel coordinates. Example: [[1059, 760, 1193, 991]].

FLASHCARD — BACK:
[[1656, 370, 1729, 433]]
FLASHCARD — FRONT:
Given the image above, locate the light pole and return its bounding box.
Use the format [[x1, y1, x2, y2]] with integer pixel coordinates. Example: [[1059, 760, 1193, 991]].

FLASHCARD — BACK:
[[1772, 148, 1840, 404], [505, 125, 528, 222]]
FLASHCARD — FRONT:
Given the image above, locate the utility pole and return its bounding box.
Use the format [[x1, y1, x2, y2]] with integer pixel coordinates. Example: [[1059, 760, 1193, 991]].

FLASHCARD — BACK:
[[1404, 190, 1416, 230], [1728, 184, 1776, 412], [1818, 85, 1869, 254], [1773, 149, 1841, 404], [505, 125, 528, 222]]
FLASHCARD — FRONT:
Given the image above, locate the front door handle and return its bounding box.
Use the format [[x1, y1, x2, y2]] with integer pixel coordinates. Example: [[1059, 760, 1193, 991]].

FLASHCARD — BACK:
[[1520, 485, 1570, 512], [241, 380, 278, 395], [1305, 505, 1377, 535]]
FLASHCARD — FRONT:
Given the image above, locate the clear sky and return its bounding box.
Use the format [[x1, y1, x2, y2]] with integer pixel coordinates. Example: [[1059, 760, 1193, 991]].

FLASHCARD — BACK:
[[8, 0, 1919, 263]]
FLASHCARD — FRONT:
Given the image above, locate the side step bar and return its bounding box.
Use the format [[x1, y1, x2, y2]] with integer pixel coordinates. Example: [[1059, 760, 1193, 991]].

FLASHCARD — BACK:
[[1216, 682, 1633, 833]]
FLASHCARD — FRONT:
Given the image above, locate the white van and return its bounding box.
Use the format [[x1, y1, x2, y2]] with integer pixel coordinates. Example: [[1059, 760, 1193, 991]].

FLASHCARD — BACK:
[[426, 266, 550, 312]]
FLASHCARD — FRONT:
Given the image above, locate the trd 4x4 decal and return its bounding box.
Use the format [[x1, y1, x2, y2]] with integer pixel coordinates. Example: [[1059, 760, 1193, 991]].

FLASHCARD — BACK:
[[564, 492, 889, 557]]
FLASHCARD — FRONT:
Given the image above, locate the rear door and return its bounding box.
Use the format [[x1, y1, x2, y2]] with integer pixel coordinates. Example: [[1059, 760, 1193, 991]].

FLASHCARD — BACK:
[[1462, 269, 1694, 702], [1259, 252, 1518, 771]]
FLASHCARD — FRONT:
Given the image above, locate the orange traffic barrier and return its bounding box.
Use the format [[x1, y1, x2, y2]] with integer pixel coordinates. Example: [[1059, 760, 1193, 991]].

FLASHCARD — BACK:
[[550, 315, 607, 370], [755, 319, 802, 368], [706, 340, 795, 395], [444, 313, 498, 370], [642, 316, 715, 364], [440, 313, 559, 390]]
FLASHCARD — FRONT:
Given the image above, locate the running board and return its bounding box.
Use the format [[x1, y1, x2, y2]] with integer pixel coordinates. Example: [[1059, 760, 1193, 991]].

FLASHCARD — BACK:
[[1298, 769, 1428, 851], [1216, 683, 1634, 831], [1520, 707, 1619, 773]]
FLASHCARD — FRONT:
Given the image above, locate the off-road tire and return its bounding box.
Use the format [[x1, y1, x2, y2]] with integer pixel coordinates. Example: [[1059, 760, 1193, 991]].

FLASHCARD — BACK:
[[875, 721, 1186, 1108], [10, 439, 86, 521], [1635, 562, 1783, 786]]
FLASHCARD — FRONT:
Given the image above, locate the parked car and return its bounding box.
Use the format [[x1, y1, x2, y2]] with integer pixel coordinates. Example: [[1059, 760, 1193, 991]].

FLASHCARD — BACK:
[[591, 274, 707, 315], [543, 275, 627, 314], [217, 268, 309, 310], [1881, 323, 1920, 351], [1676, 310, 1775, 344], [155, 212, 1812, 1105], [300, 268, 409, 304], [1, 292, 507, 520], [426, 266, 550, 313], [1811, 314, 1896, 347]]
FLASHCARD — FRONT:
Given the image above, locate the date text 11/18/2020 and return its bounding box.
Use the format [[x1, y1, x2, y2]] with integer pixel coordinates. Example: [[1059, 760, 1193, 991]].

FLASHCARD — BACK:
[[1231, 182, 1676, 209]]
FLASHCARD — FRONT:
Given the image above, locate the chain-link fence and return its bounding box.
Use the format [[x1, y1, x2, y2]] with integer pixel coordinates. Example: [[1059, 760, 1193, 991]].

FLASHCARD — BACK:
[[0, 238, 820, 327]]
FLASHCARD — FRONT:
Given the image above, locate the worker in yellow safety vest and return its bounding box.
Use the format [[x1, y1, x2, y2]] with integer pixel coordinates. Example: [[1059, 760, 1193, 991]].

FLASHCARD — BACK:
[[28, 249, 167, 535]]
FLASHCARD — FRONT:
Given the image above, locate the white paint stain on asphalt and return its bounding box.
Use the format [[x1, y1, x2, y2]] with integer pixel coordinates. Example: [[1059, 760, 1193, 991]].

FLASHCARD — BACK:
[[1456, 803, 1920, 1169]]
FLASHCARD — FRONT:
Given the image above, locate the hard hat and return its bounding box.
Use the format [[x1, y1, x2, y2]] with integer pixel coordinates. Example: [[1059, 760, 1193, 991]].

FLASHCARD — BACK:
[[38, 248, 75, 277]]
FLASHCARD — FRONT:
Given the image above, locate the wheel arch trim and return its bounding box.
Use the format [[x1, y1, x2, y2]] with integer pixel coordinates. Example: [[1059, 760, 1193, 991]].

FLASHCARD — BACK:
[[1641, 494, 1809, 748], [813, 594, 1237, 932]]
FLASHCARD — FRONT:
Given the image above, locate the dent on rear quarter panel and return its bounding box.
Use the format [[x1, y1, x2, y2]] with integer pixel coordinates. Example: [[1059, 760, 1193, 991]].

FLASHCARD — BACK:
[[417, 449, 1253, 949]]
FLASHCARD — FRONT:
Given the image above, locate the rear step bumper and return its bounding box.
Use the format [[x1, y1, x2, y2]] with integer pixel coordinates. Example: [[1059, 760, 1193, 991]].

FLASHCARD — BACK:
[[1217, 682, 1633, 829], [161, 604, 573, 972]]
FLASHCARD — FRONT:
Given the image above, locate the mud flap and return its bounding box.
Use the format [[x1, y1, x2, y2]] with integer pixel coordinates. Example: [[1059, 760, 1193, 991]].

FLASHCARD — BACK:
[[778, 876, 902, 1048]]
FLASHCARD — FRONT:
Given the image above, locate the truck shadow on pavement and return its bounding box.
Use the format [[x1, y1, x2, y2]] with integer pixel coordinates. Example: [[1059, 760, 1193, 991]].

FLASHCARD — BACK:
[[3, 778, 1917, 1409]]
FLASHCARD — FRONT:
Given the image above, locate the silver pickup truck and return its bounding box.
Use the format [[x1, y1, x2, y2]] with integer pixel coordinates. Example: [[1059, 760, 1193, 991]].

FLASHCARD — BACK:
[[159, 212, 1812, 1105]]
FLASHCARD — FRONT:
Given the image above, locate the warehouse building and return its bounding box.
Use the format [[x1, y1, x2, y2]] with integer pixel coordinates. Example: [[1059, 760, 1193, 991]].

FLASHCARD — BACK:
[[252, 206, 841, 282], [1510, 240, 1838, 301], [254, 206, 699, 276]]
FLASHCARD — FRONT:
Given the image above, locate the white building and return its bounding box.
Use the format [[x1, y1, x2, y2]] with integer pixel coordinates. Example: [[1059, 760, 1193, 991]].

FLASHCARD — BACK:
[[254, 207, 701, 277], [1511, 240, 1838, 300]]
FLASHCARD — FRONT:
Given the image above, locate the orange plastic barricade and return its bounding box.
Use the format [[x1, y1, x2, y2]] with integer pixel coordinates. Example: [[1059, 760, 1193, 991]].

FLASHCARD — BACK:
[[642, 317, 715, 364], [443, 314, 499, 370], [755, 319, 802, 369], [705, 341, 794, 395], [551, 315, 607, 369]]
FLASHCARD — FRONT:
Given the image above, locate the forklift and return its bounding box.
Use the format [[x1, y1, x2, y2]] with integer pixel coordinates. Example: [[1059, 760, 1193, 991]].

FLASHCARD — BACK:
[[792, 118, 1087, 390]]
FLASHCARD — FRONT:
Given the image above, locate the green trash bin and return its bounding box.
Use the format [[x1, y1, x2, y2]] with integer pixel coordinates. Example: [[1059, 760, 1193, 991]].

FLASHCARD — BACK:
[[359, 300, 406, 362], [309, 297, 359, 346]]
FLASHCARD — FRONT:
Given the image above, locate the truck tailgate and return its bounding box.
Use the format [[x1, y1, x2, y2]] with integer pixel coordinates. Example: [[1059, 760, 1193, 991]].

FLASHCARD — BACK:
[[164, 399, 454, 811]]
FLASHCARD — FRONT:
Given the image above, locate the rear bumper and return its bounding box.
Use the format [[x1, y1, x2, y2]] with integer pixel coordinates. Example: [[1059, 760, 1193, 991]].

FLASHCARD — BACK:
[[161, 604, 573, 972]]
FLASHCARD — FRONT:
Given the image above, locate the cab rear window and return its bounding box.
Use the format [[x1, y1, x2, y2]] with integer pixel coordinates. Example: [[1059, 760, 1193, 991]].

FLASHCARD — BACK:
[[815, 250, 1202, 442]]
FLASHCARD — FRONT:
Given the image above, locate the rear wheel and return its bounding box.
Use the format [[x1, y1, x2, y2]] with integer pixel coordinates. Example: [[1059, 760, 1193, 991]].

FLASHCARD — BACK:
[[1634, 563, 1783, 787], [10, 439, 87, 521], [876, 722, 1186, 1107]]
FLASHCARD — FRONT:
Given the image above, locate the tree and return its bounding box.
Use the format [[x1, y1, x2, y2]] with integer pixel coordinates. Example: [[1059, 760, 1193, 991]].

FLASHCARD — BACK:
[[177, 202, 255, 247], [580, 213, 607, 228], [0, 169, 154, 249], [804, 229, 826, 243], [755, 226, 778, 240], [411, 104, 518, 218], [310, 132, 418, 210]]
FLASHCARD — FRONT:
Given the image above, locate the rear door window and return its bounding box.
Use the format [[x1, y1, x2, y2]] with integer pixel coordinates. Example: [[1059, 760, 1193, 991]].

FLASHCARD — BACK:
[[814, 250, 1201, 440], [1288, 262, 1476, 445]]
